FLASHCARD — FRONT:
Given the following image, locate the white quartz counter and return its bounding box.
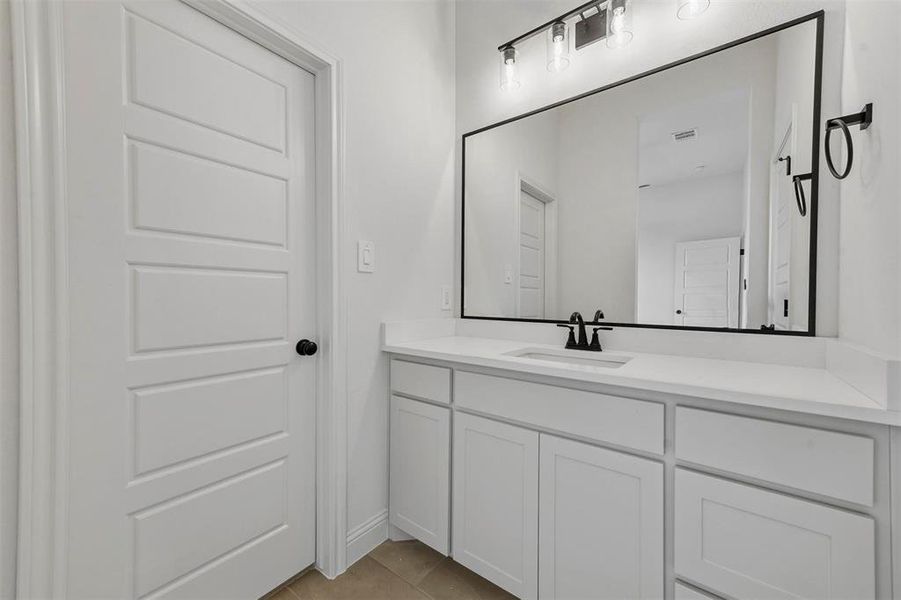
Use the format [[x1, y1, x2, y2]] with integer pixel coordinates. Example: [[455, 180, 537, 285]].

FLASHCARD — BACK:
[[383, 335, 901, 426]]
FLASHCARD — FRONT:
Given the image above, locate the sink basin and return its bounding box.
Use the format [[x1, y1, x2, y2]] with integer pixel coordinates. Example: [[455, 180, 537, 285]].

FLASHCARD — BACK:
[[504, 347, 631, 369]]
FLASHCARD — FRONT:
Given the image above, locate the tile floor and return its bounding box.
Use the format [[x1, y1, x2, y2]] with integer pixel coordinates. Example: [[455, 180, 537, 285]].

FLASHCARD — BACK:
[[267, 540, 516, 600]]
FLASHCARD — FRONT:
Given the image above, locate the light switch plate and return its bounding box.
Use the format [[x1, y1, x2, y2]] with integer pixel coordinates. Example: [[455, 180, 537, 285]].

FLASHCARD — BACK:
[[357, 240, 375, 273], [441, 285, 452, 311]]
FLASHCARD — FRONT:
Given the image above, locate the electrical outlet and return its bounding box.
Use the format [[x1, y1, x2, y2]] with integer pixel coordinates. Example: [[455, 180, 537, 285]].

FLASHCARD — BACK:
[[441, 285, 452, 311]]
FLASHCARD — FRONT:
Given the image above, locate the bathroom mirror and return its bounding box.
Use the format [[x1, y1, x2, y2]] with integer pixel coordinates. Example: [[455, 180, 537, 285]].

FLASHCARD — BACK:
[[462, 13, 822, 335]]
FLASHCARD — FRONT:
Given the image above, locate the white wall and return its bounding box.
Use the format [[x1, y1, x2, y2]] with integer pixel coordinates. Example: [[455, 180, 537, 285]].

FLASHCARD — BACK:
[[838, 1, 901, 358], [637, 172, 745, 325], [0, 1, 18, 596], [455, 0, 845, 339], [555, 95, 637, 321], [255, 0, 456, 555]]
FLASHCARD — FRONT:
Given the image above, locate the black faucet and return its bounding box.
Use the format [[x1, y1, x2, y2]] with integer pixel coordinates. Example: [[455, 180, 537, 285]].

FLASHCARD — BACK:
[[557, 311, 612, 352]]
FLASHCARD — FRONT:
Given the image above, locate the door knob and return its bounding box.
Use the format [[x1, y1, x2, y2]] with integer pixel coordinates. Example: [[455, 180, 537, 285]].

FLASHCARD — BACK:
[[675, 309, 682, 315], [295, 339, 318, 356]]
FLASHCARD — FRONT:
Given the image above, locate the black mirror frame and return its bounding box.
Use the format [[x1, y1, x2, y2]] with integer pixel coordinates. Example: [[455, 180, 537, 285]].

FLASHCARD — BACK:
[[461, 11, 824, 337]]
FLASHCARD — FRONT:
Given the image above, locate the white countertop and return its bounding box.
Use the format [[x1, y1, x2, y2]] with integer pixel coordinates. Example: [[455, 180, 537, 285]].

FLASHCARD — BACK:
[[383, 335, 901, 426]]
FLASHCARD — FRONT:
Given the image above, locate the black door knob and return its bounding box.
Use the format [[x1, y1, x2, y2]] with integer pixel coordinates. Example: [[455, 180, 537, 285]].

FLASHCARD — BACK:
[[296, 339, 318, 356], [675, 309, 683, 315]]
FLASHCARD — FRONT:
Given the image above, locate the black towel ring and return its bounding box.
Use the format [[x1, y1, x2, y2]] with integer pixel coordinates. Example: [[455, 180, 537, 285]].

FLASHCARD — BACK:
[[824, 103, 873, 180], [792, 173, 812, 217]]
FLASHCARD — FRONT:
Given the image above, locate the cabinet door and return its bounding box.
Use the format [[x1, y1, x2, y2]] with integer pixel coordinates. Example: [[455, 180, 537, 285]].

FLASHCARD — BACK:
[[389, 395, 450, 554], [539, 434, 664, 599], [453, 413, 539, 600], [675, 469, 875, 600]]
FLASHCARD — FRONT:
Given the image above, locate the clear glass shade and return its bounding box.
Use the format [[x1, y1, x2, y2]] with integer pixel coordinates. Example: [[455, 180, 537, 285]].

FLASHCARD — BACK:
[[606, 0, 633, 48], [677, 0, 710, 19], [499, 47, 520, 91], [546, 22, 570, 73]]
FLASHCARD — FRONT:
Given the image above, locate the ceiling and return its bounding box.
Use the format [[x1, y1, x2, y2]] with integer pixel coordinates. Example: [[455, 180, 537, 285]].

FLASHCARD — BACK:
[[638, 87, 751, 188]]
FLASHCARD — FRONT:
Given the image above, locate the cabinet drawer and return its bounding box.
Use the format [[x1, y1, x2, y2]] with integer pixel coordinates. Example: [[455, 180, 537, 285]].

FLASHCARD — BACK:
[[675, 469, 875, 600], [675, 407, 874, 506], [675, 582, 722, 600], [389, 395, 450, 554], [390, 359, 451, 404], [455, 371, 663, 454]]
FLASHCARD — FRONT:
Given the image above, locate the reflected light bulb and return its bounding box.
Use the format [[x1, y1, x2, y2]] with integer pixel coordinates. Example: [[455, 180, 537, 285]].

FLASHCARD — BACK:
[[677, 0, 710, 20], [606, 1, 633, 48]]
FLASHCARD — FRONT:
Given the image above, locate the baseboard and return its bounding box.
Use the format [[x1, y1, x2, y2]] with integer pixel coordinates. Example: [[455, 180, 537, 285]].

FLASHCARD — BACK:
[[346, 509, 388, 567]]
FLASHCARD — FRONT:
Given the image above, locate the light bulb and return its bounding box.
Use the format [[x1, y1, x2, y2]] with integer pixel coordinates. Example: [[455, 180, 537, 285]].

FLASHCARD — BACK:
[[499, 47, 520, 91], [606, 0, 633, 48], [546, 21, 570, 73], [677, 0, 710, 19]]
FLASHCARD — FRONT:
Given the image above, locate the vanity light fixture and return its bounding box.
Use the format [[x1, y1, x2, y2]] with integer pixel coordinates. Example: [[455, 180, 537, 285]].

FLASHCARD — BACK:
[[676, 0, 710, 20], [496, 0, 634, 90], [547, 22, 571, 72], [499, 46, 520, 91]]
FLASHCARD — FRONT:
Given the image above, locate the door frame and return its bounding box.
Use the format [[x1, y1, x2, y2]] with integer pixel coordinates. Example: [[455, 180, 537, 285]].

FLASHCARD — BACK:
[[10, 0, 349, 596]]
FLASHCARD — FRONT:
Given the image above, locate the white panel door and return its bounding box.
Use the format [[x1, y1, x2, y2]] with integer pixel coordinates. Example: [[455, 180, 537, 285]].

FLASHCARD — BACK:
[[539, 434, 664, 600], [518, 191, 545, 318], [453, 413, 539, 600], [675, 470, 875, 600], [389, 395, 450, 554], [674, 237, 741, 328], [61, 2, 316, 597], [769, 160, 793, 330]]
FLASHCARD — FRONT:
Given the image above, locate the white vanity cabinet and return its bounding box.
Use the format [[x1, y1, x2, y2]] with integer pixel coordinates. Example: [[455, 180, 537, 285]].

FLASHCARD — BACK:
[[386, 356, 891, 600], [452, 412, 539, 600], [539, 435, 664, 599]]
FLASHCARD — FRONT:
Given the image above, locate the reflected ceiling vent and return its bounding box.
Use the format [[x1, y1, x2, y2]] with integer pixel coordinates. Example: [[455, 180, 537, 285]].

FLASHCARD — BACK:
[[672, 128, 698, 142]]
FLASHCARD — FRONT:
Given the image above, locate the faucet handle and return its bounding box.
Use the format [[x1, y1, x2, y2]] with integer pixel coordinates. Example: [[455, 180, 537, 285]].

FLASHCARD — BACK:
[[593, 309, 605, 322], [589, 326, 612, 351], [557, 323, 577, 349]]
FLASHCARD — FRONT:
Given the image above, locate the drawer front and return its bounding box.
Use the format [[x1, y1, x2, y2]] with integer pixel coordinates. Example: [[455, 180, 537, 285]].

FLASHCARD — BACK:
[[390, 359, 451, 404], [675, 469, 875, 600], [455, 371, 664, 455], [675, 407, 874, 506], [389, 395, 450, 554], [675, 582, 722, 600]]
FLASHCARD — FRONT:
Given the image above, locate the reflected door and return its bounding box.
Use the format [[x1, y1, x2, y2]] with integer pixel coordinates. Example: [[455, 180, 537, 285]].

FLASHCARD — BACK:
[[60, 1, 316, 597], [674, 237, 741, 328], [518, 191, 546, 318], [770, 161, 793, 330]]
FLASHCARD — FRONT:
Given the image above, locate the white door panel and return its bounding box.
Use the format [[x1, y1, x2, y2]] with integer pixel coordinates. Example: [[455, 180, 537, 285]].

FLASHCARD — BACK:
[[674, 237, 740, 328], [518, 192, 546, 319], [62, 1, 316, 597]]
